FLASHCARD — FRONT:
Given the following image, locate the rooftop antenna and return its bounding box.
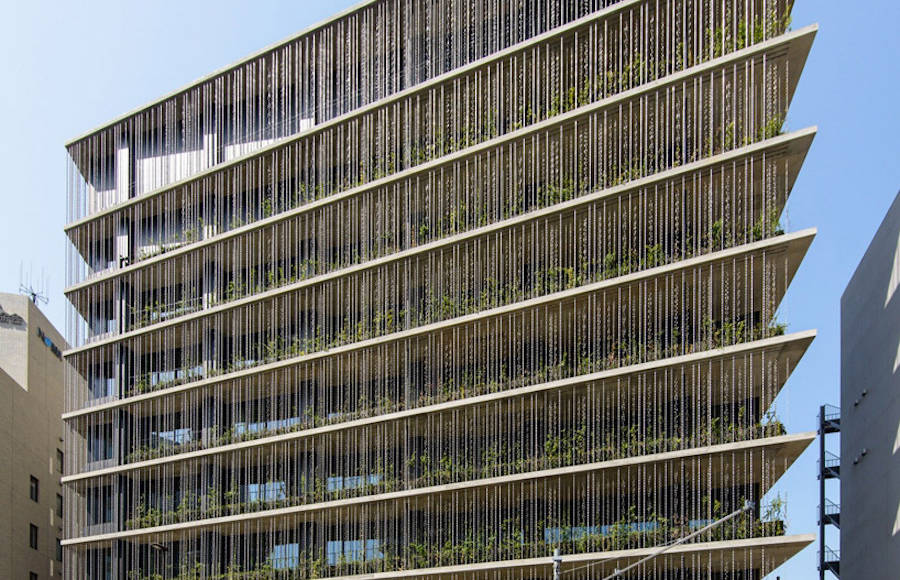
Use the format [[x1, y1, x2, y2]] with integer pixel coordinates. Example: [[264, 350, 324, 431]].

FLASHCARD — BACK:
[[19, 263, 49, 306]]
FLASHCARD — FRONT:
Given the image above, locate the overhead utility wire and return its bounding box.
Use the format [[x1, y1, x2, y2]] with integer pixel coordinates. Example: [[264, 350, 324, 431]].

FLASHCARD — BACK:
[[553, 500, 756, 579]]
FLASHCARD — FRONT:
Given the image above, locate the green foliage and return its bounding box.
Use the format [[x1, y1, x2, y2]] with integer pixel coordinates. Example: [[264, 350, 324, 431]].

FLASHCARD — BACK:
[[125, 403, 786, 533], [127, 489, 788, 578], [751, 206, 785, 241], [760, 114, 785, 140], [711, 218, 724, 248]]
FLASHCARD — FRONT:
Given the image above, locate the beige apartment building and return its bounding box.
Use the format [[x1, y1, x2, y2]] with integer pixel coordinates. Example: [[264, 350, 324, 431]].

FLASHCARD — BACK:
[[0, 292, 68, 579]]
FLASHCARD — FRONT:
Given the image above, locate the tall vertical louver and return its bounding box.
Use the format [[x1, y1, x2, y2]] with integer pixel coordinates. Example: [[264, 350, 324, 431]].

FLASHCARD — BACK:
[[63, 1, 817, 578]]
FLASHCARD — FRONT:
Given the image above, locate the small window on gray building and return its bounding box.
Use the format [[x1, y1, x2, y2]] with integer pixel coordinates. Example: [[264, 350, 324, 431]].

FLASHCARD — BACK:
[[56, 494, 63, 518], [29, 476, 39, 502], [29, 523, 38, 549], [30, 572, 38, 580], [56, 449, 64, 474], [56, 537, 62, 561]]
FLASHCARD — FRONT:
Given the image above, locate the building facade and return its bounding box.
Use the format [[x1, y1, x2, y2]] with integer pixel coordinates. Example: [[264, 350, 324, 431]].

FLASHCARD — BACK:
[[63, 1, 819, 578], [840, 190, 900, 579], [0, 293, 68, 579]]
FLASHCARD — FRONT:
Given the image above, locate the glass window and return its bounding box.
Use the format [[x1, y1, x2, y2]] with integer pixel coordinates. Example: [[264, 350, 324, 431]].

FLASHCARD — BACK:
[[29, 523, 38, 549], [326, 541, 342, 566], [56, 538, 63, 561], [56, 449, 64, 474], [29, 476, 39, 502], [245, 481, 287, 503], [56, 494, 64, 518], [89, 373, 116, 400], [30, 573, 38, 580], [326, 539, 384, 566], [544, 525, 599, 543], [86, 547, 111, 580], [233, 416, 302, 437], [87, 424, 114, 462], [86, 486, 113, 525], [150, 427, 193, 447], [326, 473, 383, 493], [269, 543, 299, 570], [544, 521, 661, 544]]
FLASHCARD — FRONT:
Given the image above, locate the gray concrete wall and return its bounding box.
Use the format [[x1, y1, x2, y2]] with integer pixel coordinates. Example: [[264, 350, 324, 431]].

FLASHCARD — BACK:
[[840, 191, 900, 579], [0, 293, 67, 579]]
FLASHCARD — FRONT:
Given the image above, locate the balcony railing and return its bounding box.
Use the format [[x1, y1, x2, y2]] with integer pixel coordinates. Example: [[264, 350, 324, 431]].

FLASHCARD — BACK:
[[821, 451, 841, 480]]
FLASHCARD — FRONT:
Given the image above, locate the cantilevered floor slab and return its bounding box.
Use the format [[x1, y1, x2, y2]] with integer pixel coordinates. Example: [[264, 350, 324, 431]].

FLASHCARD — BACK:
[[320, 534, 815, 579], [63, 431, 814, 546], [62, 227, 816, 428], [63, 329, 814, 482]]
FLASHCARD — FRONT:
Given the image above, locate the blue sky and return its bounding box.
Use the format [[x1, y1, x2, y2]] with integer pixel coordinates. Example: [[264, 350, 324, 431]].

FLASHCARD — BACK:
[[0, 1, 897, 577]]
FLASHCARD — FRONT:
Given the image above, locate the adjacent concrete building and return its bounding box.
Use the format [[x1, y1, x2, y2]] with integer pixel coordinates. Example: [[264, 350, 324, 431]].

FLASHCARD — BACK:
[[0, 293, 68, 579], [63, 1, 819, 578], [840, 190, 900, 579]]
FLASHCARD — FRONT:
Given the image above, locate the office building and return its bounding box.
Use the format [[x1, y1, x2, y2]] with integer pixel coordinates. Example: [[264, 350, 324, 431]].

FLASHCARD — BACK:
[[839, 190, 900, 579], [0, 293, 68, 579], [63, 1, 818, 577]]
